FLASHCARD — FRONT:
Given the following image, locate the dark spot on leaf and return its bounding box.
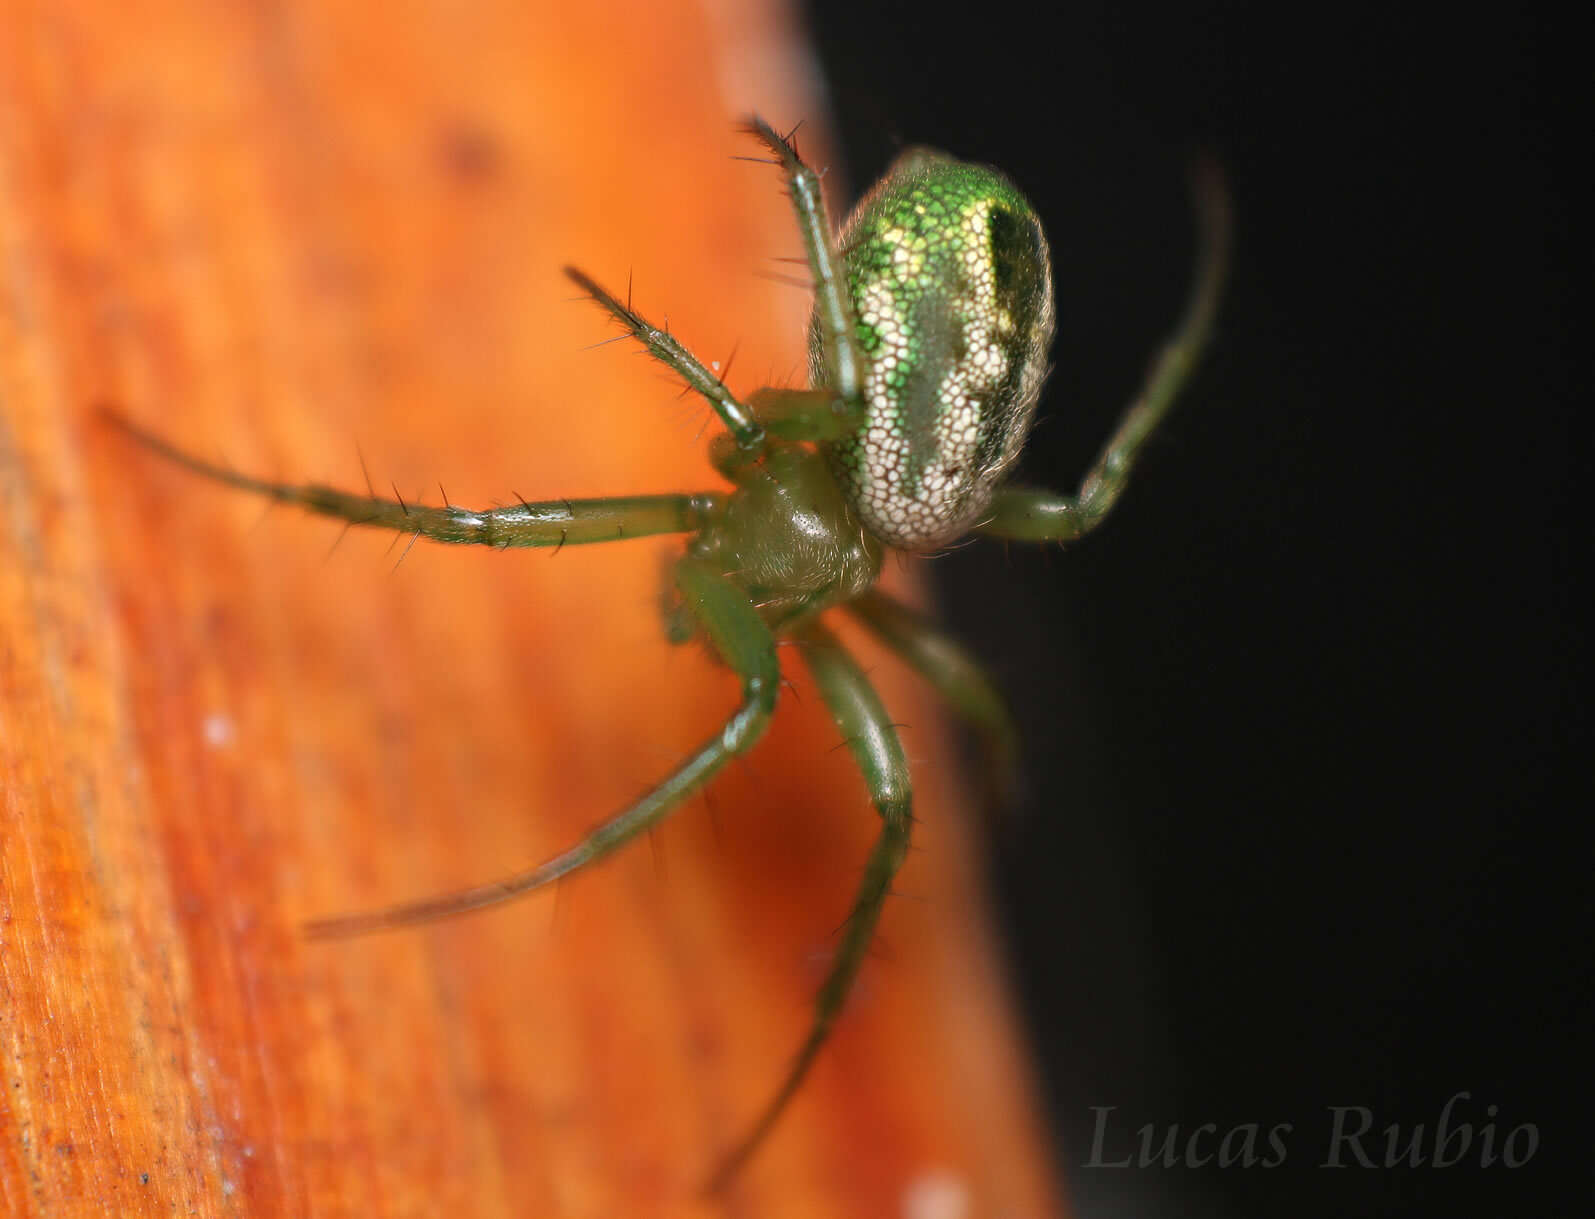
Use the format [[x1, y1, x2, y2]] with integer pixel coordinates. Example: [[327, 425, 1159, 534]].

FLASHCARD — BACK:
[[438, 122, 501, 183]]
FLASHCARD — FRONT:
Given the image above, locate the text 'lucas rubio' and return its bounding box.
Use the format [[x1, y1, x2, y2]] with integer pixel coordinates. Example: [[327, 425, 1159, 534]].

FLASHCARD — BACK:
[[1083, 1092, 1537, 1169]]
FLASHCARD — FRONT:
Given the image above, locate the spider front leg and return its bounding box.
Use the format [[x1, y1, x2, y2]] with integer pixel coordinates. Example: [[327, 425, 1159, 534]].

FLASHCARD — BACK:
[[565, 116, 867, 450], [105, 412, 721, 550], [562, 267, 767, 450], [741, 116, 866, 416], [978, 159, 1233, 544], [305, 556, 778, 936], [708, 620, 912, 1191]]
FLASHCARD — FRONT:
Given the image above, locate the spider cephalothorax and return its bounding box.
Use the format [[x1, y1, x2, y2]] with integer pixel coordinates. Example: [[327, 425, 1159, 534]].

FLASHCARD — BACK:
[[114, 117, 1229, 1187]]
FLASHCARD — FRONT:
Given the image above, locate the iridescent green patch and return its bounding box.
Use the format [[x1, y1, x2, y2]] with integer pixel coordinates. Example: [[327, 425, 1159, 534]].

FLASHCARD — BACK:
[[815, 150, 1055, 549]]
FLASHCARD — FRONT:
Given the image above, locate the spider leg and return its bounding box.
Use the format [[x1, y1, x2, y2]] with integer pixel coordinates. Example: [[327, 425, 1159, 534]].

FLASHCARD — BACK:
[[846, 588, 1019, 803], [747, 388, 860, 443], [304, 556, 778, 937], [563, 267, 766, 450], [566, 118, 869, 454], [977, 159, 1232, 543], [742, 117, 866, 423], [707, 620, 911, 1191], [106, 412, 721, 549]]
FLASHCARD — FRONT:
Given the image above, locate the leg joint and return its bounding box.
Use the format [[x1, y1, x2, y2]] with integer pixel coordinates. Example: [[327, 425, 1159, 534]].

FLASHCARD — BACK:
[[872, 777, 912, 825], [742, 672, 779, 719]]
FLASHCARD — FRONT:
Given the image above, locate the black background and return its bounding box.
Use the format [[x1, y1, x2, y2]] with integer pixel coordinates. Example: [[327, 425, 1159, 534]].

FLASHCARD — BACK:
[[803, 3, 1582, 1216]]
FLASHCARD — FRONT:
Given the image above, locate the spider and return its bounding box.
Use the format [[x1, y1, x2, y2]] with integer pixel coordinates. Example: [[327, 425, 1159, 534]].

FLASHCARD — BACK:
[[111, 117, 1230, 1188]]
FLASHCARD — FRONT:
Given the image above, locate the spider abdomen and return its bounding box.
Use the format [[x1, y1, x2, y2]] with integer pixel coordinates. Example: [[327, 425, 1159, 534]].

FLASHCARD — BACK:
[[818, 149, 1055, 551]]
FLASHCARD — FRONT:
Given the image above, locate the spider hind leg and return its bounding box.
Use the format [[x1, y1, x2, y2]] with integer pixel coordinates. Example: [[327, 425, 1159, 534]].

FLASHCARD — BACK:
[[847, 588, 1021, 804]]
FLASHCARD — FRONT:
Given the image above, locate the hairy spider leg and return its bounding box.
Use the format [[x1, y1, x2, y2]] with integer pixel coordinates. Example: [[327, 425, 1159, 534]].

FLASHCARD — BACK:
[[846, 588, 1020, 802], [564, 116, 870, 455], [707, 620, 911, 1192], [104, 412, 722, 549], [304, 556, 778, 937], [561, 266, 766, 449], [740, 117, 866, 417], [977, 158, 1233, 543]]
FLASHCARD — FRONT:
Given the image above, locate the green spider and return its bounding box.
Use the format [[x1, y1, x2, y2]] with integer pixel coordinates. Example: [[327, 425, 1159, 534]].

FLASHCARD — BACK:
[[113, 117, 1229, 1187]]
